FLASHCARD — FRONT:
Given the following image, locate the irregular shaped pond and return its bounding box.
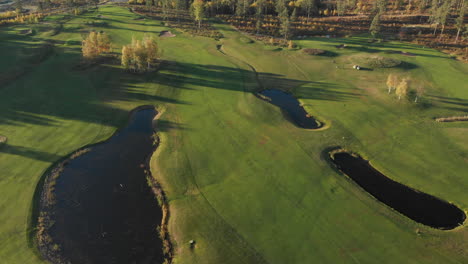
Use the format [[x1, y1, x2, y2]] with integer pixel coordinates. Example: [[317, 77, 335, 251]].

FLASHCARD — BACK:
[[38, 107, 164, 264], [330, 151, 465, 229], [259, 89, 322, 129]]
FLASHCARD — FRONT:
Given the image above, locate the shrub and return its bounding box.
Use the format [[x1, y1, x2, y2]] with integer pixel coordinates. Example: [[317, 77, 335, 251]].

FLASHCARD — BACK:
[[303, 48, 326, 55]]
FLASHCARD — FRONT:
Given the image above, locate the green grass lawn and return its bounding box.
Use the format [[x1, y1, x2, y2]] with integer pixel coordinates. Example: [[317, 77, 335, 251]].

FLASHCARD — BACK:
[[0, 5, 467, 264]]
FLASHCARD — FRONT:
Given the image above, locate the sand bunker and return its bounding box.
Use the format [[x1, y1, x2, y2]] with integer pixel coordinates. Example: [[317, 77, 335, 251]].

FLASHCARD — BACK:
[[159, 31, 176, 38]]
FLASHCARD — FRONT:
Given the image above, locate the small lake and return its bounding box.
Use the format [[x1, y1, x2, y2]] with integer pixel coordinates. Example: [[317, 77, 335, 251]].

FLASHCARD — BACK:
[[259, 89, 321, 129], [330, 151, 466, 229], [42, 107, 164, 264]]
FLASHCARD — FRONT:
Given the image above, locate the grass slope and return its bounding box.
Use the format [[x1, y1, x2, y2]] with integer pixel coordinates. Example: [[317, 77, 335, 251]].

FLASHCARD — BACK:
[[0, 5, 466, 264]]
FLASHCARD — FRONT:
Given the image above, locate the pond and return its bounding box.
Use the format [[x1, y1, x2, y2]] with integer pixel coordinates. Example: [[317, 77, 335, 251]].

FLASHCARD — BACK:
[[330, 151, 466, 230], [259, 89, 321, 129], [38, 107, 164, 264]]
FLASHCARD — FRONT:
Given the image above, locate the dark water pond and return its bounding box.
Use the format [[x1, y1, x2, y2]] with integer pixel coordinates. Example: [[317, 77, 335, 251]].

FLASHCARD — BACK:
[[47, 108, 163, 264], [259, 89, 321, 129], [330, 152, 466, 229]]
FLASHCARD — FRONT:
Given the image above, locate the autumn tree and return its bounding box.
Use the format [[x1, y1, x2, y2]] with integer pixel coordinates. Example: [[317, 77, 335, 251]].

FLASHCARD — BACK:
[[192, 0, 205, 29], [386, 74, 399, 93], [396, 78, 410, 100], [121, 35, 159, 72], [82, 31, 111, 60]]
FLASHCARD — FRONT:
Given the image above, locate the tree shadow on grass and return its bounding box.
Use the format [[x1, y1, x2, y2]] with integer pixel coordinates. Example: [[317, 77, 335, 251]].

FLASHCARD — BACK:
[[0, 144, 63, 162], [427, 95, 468, 113], [1, 36, 361, 163]]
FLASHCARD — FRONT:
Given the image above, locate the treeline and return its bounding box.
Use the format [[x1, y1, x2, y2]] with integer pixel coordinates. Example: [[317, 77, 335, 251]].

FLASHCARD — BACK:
[[127, 0, 466, 40], [126, 0, 466, 19]]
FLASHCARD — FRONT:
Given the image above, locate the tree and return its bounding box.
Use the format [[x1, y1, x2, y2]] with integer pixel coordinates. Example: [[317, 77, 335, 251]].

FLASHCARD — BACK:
[[302, 0, 317, 22], [437, 0, 452, 36], [386, 74, 399, 93], [15, 0, 22, 14], [82, 31, 111, 60], [337, 0, 347, 15], [429, 0, 452, 36], [38, 1, 44, 12], [121, 35, 159, 72], [396, 78, 410, 100], [369, 12, 381, 38], [143, 35, 159, 69], [255, 0, 265, 33], [275, 0, 286, 14], [455, 0, 466, 42], [291, 7, 297, 21], [278, 5, 290, 40], [192, 0, 205, 29], [121, 45, 132, 70]]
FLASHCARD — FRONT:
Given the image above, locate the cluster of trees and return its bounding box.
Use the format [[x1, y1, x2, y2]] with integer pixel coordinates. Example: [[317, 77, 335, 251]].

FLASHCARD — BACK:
[[386, 74, 425, 102], [121, 35, 160, 72], [82, 31, 111, 60], [0, 12, 44, 26], [386, 74, 410, 100]]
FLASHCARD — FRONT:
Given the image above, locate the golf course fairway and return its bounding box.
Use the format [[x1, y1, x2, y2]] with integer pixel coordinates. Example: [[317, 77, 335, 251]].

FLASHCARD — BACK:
[[0, 5, 467, 264]]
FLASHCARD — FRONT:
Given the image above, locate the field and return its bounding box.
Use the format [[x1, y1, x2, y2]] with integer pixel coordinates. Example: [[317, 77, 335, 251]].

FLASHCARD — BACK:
[[0, 5, 467, 263]]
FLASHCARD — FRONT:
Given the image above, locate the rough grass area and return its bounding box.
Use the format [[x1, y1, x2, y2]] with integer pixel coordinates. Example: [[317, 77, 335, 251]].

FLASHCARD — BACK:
[[351, 54, 402, 68], [303, 48, 326, 55], [0, 5, 467, 264]]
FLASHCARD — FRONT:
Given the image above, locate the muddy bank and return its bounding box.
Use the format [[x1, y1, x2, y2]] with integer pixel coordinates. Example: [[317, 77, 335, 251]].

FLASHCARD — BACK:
[[329, 150, 465, 230], [435, 116, 468, 122], [259, 89, 322, 129], [36, 106, 170, 264]]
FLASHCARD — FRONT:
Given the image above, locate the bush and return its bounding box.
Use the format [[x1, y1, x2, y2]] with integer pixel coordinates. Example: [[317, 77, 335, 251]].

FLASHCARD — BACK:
[[352, 55, 401, 68], [303, 48, 326, 55], [0, 135, 6, 146]]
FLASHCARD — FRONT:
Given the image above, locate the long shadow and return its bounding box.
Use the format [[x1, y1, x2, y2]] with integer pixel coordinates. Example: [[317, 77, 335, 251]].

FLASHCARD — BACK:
[[318, 37, 449, 59], [0, 144, 62, 162], [428, 95, 468, 113], [296, 82, 360, 102], [1, 34, 360, 165]]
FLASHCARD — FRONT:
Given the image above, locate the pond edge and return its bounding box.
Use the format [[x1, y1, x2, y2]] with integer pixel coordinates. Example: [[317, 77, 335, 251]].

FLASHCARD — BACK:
[[322, 146, 466, 231], [29, 105, 173, 264]]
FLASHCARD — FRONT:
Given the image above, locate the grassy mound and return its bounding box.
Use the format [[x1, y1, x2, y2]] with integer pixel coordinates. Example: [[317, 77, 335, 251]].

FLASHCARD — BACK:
[[239, 37, 254, 44], [352, 54, 402, 68], [303, 48, 326, 55]]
